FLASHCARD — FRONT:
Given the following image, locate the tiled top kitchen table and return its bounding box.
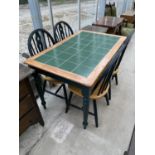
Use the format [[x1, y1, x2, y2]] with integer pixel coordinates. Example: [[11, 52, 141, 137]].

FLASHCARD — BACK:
[[25, 30, 126, 129]]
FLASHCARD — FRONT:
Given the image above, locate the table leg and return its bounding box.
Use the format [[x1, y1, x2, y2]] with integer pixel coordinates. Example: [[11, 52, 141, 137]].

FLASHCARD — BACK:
[[118, 25, 122, 35], [33, 72, 46, 109], [82, 87, 90, 129]]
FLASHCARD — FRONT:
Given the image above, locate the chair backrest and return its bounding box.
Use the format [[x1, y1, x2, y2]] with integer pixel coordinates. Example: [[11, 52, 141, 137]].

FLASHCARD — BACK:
[[91, 45, 124, 96], [54, 21, 74, 43], [27, 28, 55, 56], [114, 32, 133, 71]]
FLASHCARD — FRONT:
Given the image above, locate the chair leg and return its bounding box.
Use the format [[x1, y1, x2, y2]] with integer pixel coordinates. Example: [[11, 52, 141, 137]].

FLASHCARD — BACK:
[[109, 82, 111, 100], [68, 92, 73, 104], [68, 92, 73, 110], [105, 94, 110, 106], [43, 80, 47, 95], [115, 74, 118, 85], [93, 100, 98, 128], [62, 84, 69, 113]]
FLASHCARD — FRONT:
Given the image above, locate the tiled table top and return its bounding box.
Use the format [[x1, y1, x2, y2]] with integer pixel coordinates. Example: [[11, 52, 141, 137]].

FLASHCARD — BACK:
[[25, 30, 126, 87], [35, 31, 119, 77]]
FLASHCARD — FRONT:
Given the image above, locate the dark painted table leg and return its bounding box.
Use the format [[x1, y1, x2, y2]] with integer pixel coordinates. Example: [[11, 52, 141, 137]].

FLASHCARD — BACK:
[[33, 72, 46, 109], [35, 104, 45, 126], [119, 25, 122, 35], [62, 84, 69, 113], [82, 87, 90, 129]]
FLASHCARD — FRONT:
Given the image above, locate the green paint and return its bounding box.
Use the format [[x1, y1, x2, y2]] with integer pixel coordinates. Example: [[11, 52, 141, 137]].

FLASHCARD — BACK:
[[35, 31, 120, 77]]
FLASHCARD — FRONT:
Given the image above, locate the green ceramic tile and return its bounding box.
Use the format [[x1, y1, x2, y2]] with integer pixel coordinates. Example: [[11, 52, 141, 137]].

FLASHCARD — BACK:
[[92, 39, 104, 44], [63, 41, 75, 47], [35, 55, 50, 63], [81, 59, 99, 68], [81, 39, 91, 44], [103, 47, 112, 51], [59, 62, 77, 71], [95, 48, 109, 56], [71, 43, 86, 49], [104, 35, 114, 40], [106, 39, 118, 44], [101, 42, 115, 47], [87, 53, 103, 62], [73, 65, 94, 77], [57, 52, 71, 60], [56, 44, 70, 51], [108, 37, 119, 42], [87, 46, 97, 52], [67, 55, 85, 64], [45, 50, 60, 58], [68, 36, 79, 43], [78, 50, 91, 57], [100, 43, 114, 49], [87, 44, 98, 49], [45, 58, 64, 67], [63, 47, 79, 55]]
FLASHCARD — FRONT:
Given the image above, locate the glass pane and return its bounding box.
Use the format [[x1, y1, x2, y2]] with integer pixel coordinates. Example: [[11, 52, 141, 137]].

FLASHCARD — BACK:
[[51, 0, 78, 32], [19, 3, 33, 63], [80, 0, 97, 28], [106, 0, 134, 16]]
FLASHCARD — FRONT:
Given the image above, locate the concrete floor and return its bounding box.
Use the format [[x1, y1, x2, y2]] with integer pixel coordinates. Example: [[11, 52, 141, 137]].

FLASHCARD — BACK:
[[19, 33, 135, 155]]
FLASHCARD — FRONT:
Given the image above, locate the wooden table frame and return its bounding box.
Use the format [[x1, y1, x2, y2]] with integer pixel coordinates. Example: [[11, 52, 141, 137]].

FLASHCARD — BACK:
[[25, 30, 126, 129]]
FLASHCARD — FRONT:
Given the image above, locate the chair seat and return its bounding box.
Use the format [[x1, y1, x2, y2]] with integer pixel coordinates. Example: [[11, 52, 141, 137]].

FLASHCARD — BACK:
[[121, 27, 134, 36], [42, 76, 62, 85], [68, 84, 110, 100]]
